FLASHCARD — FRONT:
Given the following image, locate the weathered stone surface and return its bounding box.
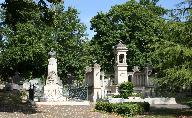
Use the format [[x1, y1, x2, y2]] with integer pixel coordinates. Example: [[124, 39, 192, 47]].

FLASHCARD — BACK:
[[43, 53, 65, 102], [108, 97, 177, 105], [43, 84, 66, 102], [114, 41, 128, 85]]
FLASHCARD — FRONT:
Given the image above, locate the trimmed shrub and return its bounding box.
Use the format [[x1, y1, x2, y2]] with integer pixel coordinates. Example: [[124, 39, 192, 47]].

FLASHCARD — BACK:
[[119, 82, 133, 98], [95, 102, 150, 117], [137, 102, 150, 112]]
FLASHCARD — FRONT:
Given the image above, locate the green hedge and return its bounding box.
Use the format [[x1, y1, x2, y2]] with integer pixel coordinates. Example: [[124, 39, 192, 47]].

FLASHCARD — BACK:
[[95, 102, 150, 117], [137, 102, 150, 112]]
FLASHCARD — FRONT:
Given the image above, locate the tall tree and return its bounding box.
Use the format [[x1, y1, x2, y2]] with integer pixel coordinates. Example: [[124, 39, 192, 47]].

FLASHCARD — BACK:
[[151, 0, 192, 96], [0, 1, 91, 82], [90, 0, 166, 72], [50, 4, 92, 82]]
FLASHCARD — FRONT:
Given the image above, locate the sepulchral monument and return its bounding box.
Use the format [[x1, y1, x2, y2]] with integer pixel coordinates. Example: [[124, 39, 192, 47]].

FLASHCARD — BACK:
[[114, 40, 128, 85], [43, 48, 66, 101]]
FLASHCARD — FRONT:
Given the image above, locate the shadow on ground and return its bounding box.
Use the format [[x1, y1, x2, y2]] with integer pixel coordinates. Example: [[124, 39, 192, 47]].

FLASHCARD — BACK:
[[0, 102, 40, 114], [145, 106, 192, 118], [0, 90, 40, 114]]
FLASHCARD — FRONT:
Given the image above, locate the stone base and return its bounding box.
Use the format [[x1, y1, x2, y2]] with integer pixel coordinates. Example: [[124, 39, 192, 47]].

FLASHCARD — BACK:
[[108, 97, 177, 105], [43, 84, 65, 102], [42, 96, 67, 102]]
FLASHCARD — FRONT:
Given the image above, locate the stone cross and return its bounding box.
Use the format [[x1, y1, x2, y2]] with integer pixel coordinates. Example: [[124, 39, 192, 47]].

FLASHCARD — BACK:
[[132, 66, 140, 72]]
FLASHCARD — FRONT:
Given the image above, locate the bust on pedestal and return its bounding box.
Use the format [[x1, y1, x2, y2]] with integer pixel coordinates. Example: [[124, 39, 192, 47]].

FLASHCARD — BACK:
[[43, 48, 66, 102]]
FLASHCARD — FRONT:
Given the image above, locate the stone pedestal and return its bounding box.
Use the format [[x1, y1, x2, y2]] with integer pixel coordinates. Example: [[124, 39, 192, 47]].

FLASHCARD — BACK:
[[114, 64, 128, 85], [44, 84, 66, 101], [48, 58, 57, 74], [93, 64, 102, 102]]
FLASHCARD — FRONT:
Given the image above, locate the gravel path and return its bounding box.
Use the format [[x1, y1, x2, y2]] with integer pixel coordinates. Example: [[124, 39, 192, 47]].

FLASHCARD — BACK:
[[0, 104, 122, 118]]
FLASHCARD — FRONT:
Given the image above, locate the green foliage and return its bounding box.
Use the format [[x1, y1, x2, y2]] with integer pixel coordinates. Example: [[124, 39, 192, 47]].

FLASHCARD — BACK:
[[1, 0, 192, 96], [151, 15, 192, 95], [88, 0, 192, 95], [90, 0, 166, 72], [1, 0, 64, 29], [112, 94, 122, 98], [170, 0, 192, 21], [0, 1, 92, 81], [119, 82, 133, 98], [132, 93, 144, 98], [95, 102, 150, 117], [137, 102, 150, 112], [1, 0, 40, 29]]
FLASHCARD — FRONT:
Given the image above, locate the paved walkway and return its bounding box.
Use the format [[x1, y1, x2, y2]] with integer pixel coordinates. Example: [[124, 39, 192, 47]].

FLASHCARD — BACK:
[[0, 105, 122, 118], [0, 103, 190, 118]]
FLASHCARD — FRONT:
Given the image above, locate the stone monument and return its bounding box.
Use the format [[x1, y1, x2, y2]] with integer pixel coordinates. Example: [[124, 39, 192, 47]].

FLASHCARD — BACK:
[[43, 48, 66, 101], [114, 40, 128, 85]]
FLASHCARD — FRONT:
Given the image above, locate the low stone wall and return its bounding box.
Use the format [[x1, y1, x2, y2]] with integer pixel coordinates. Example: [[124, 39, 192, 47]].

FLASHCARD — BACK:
[[108, 97, 177, 105]]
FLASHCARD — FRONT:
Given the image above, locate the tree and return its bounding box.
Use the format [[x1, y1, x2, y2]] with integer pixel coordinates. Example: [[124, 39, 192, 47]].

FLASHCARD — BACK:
[[50, 4, 92, 82], [90, 0, 166, 72], [151, 0, 192, 96], [0, 1, 92, 82], [173, 0, 192, 21]]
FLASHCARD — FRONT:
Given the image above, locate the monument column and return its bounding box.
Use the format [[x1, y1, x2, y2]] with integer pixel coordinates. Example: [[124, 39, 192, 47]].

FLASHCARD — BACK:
[[114, 40, 128, 85], [93, 63, 101, 102], [43, 48, 66, 102]]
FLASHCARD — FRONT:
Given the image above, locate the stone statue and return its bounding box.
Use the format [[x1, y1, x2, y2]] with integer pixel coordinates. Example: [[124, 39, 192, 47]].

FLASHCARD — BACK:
[[48, 48, 56, 58]]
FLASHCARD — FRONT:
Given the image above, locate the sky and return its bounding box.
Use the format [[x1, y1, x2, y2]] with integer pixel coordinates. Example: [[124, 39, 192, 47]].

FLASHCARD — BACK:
[[63, 0, 183, 38], [0, 0, 183, 38]]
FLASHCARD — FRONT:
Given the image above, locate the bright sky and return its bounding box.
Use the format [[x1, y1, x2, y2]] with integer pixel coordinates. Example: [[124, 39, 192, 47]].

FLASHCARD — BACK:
[[64, 0, 183, 38], [0, 0, 183, 38]]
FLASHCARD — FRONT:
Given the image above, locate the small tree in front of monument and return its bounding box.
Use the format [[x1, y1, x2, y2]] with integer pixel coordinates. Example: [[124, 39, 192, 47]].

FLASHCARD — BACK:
[[118, 82, 134, 98]]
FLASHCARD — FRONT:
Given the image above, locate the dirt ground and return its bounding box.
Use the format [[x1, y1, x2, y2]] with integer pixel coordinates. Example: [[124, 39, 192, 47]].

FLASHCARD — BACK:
[[0, 104, 122, 118]]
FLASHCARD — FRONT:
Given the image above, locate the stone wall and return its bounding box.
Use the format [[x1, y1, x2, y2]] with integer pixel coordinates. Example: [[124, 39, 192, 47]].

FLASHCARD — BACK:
[[108, 97, 177, 105]]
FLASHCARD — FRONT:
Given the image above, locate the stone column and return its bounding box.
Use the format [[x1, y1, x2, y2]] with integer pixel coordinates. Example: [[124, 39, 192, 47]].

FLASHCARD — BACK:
[[48, 57, 57, 74], [101, 71, 105, 99], [145, 67, 149, 87], [93, 63, 102, 102]]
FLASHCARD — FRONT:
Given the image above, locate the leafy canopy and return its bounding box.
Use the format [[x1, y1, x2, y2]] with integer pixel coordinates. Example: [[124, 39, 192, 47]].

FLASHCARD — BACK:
[[90, 0, 166, 72], [0, 0, 92, 82]]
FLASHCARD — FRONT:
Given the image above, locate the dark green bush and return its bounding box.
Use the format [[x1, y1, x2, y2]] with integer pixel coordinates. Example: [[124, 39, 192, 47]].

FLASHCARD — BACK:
[[95, 102, 150, 117], [95, 102, 114, 112], [132, 92, 144, 98], [137, 102, 150, 112], [119, 82, 133, 98]]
